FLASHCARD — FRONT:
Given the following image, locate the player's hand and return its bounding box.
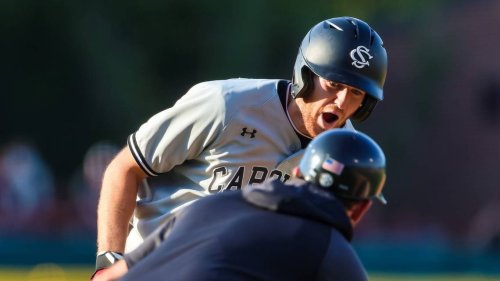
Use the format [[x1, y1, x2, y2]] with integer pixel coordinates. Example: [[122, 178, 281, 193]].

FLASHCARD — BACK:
[[91, 260, 128, 281]]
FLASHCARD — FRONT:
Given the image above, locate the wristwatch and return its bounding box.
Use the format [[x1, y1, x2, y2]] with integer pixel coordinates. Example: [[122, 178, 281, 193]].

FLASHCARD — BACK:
[[95, 251, 124, 270]]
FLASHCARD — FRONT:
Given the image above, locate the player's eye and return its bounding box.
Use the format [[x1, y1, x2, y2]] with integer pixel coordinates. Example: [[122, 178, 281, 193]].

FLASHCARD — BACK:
[[328, 81, 343, 90], [350, 89, 365, 97]]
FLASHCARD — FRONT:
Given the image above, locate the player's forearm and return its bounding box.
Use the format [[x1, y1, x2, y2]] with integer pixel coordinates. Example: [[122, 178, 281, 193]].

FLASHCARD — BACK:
[[97, 181, 137, 252], [97, 151, 144, 253]]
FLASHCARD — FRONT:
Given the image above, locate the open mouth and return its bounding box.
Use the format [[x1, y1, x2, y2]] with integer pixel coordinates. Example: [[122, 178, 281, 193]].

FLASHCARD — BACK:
[[322, 112, 339, 124]]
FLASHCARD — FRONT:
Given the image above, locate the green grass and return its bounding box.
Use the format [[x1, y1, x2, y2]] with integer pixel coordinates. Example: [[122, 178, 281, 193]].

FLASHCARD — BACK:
[[0, 265, 498, 281], [0, 264, 93, 281]]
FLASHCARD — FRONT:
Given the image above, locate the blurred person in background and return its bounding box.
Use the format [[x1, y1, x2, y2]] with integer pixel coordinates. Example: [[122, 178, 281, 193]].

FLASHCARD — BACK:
[[0, 139, 55, 233], [68, 142, 119, 233], [467, 195, 500, 254]]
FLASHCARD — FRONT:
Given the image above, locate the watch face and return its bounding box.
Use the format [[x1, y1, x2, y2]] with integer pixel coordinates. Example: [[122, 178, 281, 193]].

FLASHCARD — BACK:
[[106, 251, 124, 263], [96, 251, 124, 269]]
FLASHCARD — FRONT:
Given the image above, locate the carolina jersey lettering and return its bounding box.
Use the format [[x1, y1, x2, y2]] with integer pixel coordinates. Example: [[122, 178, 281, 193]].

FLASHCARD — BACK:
[[208, 166, 291, 192]]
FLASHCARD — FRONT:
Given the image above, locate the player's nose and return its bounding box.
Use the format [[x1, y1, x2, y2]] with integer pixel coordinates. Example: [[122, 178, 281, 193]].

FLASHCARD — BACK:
[[334, 88, 349, 109]]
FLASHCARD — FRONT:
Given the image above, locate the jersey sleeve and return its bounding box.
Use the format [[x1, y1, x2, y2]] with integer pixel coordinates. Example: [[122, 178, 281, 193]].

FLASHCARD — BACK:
[[128, 81, 225, 176]]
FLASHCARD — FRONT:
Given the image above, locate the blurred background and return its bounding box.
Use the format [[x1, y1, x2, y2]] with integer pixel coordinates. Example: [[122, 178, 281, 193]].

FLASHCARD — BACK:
[[1, 0, 499, 280]]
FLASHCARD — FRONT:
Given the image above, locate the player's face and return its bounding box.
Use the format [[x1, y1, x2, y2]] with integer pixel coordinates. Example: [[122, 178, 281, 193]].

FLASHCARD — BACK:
[[296, 76, 366, 137]]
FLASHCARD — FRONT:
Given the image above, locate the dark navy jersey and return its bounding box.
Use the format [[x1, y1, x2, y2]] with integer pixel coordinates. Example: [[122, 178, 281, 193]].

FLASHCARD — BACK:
[[121, 179, 368, 281]]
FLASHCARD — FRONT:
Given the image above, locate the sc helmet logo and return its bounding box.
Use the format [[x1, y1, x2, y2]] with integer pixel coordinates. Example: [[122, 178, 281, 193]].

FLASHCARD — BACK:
[[350, 46, 373, 69]]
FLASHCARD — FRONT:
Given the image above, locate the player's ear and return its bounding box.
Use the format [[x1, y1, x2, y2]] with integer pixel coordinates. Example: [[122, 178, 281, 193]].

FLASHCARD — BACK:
[[349, 200, 372, 226], [292, 167, 302, 178]]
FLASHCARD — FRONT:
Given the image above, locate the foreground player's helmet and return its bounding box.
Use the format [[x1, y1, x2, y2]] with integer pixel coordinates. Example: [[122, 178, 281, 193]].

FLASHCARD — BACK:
[[299, 129, 387, 204], [291, 17, 388, 122]]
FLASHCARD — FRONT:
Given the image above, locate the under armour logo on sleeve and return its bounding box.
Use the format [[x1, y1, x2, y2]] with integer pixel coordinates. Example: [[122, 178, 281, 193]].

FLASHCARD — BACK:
[[241, 127, 257, 138]]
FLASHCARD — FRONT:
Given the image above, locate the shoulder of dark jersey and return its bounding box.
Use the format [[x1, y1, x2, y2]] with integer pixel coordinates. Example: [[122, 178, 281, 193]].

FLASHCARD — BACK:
[[242, 179, 354, 241]]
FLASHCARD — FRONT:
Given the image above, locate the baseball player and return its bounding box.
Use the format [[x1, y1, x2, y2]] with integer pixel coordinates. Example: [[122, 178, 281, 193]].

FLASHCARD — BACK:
[[94, 16, 388, 274], [92, 129, 387, 281]]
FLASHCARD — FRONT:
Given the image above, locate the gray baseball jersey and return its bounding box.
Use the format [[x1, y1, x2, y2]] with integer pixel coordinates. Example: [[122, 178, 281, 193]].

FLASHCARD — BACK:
[[126, 78, 354, 251]]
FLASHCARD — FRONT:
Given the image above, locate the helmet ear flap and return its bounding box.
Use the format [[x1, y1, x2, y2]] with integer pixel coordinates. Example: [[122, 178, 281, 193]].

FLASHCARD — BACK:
[[352, 95, 378, 122], [300, 67, 314, 97], [292, 66, 314, 98]]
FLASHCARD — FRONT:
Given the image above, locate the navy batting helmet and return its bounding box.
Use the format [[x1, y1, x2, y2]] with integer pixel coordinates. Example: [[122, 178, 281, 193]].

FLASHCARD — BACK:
[[299, 129, 387, 204], [292, 17, 388, 122]]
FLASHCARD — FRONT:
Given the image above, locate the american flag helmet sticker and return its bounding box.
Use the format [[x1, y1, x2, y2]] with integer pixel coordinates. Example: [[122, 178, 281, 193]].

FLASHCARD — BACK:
[[321, 157, 344, 175]]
